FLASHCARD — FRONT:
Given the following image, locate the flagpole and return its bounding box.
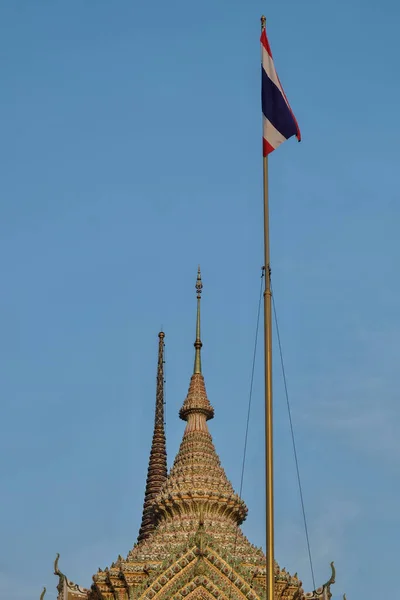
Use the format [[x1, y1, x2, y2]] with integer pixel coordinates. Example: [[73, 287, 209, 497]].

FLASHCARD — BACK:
[[261, 15, 275, 600]]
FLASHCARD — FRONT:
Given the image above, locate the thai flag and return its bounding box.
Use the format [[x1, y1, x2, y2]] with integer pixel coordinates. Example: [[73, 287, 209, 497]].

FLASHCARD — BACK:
[[261, 27, 301, 156]]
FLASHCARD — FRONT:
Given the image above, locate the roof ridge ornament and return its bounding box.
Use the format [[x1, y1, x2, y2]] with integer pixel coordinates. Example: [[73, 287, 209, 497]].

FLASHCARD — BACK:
[[54, 553, 61, 576], [325, 562, 335, 588], [305, 562, 336, 599]]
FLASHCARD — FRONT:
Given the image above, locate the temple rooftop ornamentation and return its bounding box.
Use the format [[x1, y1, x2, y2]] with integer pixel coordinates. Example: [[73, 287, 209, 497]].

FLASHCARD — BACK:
[[41, 269, 336, 600]]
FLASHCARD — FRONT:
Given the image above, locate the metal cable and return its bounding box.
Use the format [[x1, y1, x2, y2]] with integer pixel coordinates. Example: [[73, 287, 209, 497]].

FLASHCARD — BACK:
[[239, 268, 265, 498], [229, 268, 264, 598], [271, 289, 316, 590]]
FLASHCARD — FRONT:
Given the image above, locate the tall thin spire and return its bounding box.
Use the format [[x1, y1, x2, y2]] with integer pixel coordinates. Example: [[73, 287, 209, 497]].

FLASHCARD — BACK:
[[179, 268, 214, 423], [155, 331, 166, 427], [194, 266, 203, 374], [137, 332, 167, 543]]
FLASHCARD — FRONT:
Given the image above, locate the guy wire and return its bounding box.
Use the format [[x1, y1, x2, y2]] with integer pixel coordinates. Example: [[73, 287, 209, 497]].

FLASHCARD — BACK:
[[230, 268, 264, 598], [271, 288, 316, 590]]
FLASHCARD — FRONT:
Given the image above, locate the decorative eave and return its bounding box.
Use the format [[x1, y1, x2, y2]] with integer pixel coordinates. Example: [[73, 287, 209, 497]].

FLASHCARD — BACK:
[[153, 487, 248, 525]]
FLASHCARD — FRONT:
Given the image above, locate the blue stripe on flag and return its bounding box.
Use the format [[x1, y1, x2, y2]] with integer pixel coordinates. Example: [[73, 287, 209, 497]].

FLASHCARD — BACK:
[[261, 68, 298, 140]]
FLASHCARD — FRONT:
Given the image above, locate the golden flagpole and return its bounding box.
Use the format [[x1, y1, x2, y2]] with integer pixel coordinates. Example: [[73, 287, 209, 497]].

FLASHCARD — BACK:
[[261, 14, 275, 600]]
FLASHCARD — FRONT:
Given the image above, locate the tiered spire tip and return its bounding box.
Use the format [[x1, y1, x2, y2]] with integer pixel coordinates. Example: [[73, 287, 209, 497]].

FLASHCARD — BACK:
[[137, 331, 167, 542], [194, 265, 203, 374], [179, 268, 214, 422]]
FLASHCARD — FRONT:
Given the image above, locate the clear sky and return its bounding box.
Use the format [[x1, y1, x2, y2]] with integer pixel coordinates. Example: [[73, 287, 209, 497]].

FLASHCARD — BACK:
[[0, 2, 399, 599]]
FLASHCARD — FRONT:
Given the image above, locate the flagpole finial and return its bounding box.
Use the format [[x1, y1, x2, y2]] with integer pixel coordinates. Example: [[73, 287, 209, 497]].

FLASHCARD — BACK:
[[261, 15, 266, 31], [194, 266, 203, 374]]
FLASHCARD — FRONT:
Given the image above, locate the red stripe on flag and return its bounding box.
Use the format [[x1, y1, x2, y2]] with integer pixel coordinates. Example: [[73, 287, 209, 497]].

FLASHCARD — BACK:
[[260, 29, 273, 58], [263, 138, 275, 156]]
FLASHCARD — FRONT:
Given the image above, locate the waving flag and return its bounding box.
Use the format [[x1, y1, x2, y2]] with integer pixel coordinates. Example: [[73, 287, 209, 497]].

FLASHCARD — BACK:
[[261, 27, 301, 156]]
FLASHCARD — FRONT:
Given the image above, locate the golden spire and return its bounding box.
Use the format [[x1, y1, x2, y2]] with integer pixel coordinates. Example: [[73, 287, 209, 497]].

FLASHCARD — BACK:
[[137, 331, 167, 543], [179, 267, 213, 422], [152, 270, 248, 529], [194, 266, 203, 374]]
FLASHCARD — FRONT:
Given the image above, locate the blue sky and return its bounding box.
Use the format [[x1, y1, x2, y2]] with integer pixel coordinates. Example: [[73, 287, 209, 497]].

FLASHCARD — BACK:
[[0, 2, 399, 599]]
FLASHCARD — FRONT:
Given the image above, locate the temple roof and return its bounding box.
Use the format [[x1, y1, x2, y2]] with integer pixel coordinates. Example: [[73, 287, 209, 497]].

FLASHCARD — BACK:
[[47, 269, 338, 600]]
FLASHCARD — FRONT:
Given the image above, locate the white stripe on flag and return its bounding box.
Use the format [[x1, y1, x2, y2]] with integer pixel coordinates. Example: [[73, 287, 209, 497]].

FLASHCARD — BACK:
[[262, 46, 284, 98], [263, 116, 286, 149]]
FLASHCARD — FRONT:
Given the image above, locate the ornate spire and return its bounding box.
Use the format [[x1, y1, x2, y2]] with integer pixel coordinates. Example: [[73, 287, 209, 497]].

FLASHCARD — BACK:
[[180, 268, 214, 422], [194, 266, 203, 374], [137, 332, 167, 543], [151, 270, 247, 528]]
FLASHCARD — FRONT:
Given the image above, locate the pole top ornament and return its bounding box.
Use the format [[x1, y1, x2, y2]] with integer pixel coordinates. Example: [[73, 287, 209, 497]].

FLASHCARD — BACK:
[[196, 266, 203, 298]]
